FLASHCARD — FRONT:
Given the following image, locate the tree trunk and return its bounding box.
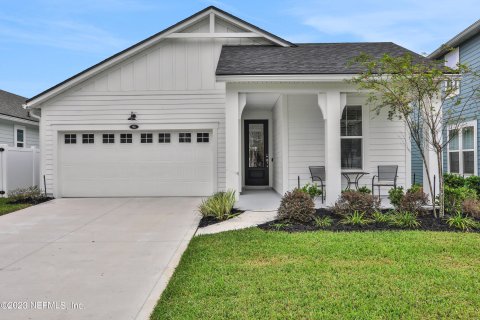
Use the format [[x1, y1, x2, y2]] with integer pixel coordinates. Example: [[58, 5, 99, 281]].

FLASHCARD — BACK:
[[436, 150, 445, 217]]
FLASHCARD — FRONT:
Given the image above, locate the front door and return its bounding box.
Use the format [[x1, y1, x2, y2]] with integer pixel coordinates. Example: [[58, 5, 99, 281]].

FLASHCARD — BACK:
[[244, 120, 269, 186]]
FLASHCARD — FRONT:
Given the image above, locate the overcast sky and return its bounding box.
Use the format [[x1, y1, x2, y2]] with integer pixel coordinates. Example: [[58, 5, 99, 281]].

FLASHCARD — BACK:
[[1, 0, 478, 97]]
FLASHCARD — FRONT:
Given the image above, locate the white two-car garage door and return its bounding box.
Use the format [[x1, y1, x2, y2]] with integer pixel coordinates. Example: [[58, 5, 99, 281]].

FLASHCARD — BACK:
[[59, 131, 214, 197]]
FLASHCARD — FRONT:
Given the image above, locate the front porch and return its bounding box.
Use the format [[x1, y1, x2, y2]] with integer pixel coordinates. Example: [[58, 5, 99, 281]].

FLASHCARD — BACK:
[[225, 83, 412, 206]]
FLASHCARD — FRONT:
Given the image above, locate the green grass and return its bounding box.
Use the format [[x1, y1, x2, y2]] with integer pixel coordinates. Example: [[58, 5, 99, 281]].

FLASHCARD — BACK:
[[152, 229, 480, 320], [0, 198, 30, 216]]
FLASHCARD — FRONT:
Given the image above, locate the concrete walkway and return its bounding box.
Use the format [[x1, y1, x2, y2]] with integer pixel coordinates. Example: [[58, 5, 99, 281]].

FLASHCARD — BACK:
[[0, 197, 200, 320], [196, 210, 277, 235]]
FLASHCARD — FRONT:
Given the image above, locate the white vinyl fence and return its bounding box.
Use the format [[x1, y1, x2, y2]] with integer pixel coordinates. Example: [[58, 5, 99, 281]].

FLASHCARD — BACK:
[[0, 145, 40, 197]]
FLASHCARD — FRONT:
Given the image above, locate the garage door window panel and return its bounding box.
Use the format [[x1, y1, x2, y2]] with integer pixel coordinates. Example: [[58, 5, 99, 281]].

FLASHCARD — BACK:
[[141, 133, 153, 144], [197, 132, 209, 143], [82, 134, 94, 144], [103, 134, 115, 144], [179, 133, 191, 143], [65, 134, 77, 144], [120, 134, 133, 144], [159, 133, 171, 143]]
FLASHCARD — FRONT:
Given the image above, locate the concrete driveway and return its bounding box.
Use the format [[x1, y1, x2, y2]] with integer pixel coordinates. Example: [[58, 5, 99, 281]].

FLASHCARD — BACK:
[[0, 197, 201, 320]]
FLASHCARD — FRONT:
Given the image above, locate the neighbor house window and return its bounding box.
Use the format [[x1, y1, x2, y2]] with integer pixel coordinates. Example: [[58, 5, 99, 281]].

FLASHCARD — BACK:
[[14, 125, 26, 148], [158, 133, 170, 143], [64, 134, 76, 144], [448, 121, 477, 175], [179, 133, 191, 143], [120, 133, 132, 144], [197, 132, 209, 143], [341, 106, 363, 169], [82, 133, 94, 144], [103, 134, 115, 144], [140, 133, 153, 143]]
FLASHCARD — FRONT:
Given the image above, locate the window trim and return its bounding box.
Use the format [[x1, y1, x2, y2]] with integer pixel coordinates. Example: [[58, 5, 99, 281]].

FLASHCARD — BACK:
[[179, 132, 192, 143], [197, 132, 210, 143], [14, 125, 26, 148], [64, 133, 77, 144], [140, 133, 153, 144], [158, 133, 171, 143], [102, 133, 115, 144], [82, 133, 95, 144], [340, 105, 364, 170], [120, 133, 133, 144], [447, 120, 477, 176]]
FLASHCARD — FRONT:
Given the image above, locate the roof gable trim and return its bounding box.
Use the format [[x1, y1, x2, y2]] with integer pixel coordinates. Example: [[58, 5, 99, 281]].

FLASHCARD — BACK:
[[26, 6, 292, 108]]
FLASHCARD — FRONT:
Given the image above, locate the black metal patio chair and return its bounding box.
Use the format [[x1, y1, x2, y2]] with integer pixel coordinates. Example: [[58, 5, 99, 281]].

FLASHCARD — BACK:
[[371, 165, 398, 198], [309, 166, 326, 203]]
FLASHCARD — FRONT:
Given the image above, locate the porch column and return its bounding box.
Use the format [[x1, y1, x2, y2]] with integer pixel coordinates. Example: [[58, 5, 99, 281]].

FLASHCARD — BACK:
[[225, 90, 241, 196], [320, 91, 344, 205]]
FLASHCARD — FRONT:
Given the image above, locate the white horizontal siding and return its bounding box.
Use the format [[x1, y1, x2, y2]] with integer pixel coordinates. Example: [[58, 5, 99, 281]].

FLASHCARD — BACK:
[[39, 17, 271, 196], [287, 94, 324, 189], [0, 120, 13, 146]]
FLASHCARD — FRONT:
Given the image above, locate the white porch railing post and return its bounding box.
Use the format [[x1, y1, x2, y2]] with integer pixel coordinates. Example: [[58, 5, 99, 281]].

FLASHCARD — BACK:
[[226, 89, 241, 197], [31, 146, 36, 187], [0, 144, 7, 197], [322, 91, 343, 205]]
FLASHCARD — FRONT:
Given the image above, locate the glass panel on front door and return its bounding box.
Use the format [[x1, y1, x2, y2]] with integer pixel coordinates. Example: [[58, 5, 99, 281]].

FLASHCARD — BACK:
[[248, 123, 265, 168]]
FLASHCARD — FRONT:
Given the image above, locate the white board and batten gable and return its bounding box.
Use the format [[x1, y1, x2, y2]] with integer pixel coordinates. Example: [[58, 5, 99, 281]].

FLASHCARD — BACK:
[[26, 7, 292, 198]]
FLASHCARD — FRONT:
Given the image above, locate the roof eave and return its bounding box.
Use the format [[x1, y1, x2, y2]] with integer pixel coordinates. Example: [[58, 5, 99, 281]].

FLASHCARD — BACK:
[[428, 19, 480, 59], [216, 74, 358, 82]]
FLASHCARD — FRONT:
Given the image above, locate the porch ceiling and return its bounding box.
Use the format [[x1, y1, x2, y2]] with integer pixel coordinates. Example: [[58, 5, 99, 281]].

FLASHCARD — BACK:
[[245, 93, 280, 110]]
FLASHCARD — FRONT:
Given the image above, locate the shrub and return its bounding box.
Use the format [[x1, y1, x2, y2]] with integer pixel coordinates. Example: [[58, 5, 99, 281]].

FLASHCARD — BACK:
[[462, 198, 480, 218], [8, 186, 47, 204], [446, 213, 479, 231], [340, 211, 371, 225], [314, 216, 333, 228], [299, 183, 323, 200], [388, 187, 404, 209], [465, 175, 480, 197], [398, 186, 429, 214], [357, 186, 371, 194], [277, 189, 315, 223], [372, 211, 391, 223], [198, 190, 236, 221], [444, 173, 466, 189], [389, 211, 420, 229], [332, 191, 380, 216], [444, 186, 477, 214]]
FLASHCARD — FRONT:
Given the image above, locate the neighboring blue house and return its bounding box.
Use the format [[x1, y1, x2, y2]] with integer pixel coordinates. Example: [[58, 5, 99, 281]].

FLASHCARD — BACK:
[[412, 19, 480, 183]]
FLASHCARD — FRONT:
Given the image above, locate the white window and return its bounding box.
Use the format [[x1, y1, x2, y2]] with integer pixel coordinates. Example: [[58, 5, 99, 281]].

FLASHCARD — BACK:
[[197, 132, 209, 143], [14, 125, 26, 148], [179, 133, 191, 143], [140, 133, 153, 143], [444, 47, 459, 69], [82, 133, 94, 144], [341, 106, 363, 169], [64, 134, 76, 144], [448, 120, 477, 175], [158, 133, 170, 143], [120, 133, 132, 144], [102, 134, 115, 144]]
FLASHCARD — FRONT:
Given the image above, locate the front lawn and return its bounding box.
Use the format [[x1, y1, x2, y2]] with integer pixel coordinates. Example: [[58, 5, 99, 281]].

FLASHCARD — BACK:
[[152, 229, 480, 319], [0, 198, 30, 216]]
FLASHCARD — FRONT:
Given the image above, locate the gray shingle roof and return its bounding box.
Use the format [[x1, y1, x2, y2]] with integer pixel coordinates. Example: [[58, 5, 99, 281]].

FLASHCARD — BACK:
[[0, 90, 37, 122], [216, 42, 430, 75]]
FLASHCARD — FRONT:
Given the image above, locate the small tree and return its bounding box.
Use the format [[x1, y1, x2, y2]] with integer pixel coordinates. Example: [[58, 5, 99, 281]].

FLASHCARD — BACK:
[[349, 52, 479, 217]]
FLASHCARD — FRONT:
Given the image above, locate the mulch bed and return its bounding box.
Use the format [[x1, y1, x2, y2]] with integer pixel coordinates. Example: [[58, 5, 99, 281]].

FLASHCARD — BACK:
[[198, 208, 244, 228], [258, 208, 480, 233]]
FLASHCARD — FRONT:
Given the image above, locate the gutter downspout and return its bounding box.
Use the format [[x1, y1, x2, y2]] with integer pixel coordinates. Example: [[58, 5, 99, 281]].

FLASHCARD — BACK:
[[23, 104, 41, 120]]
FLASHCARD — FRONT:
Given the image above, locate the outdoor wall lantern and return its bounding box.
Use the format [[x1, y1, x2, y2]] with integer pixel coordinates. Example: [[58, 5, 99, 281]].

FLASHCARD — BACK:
[[128, 112, 137, 121], [128, 112, 138, 129]]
